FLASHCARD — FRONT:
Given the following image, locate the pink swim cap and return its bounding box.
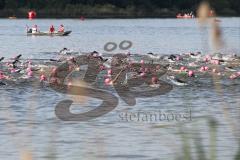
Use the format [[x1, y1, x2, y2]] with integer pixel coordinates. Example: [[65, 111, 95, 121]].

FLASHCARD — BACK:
[[200, 66, 208, 72], [104, 78, 112, 85], [107, 69, 112, 75], [156, 65, 161, 70], [188, 70, 194, 77], [40, 74, 47, 82], [180, 66, 186, 71], [211, 60, 220, 65], [144, 68, 149, 73], [204, 55, 211, 62], [230, 74, 237, 79], [151, 76, 159, 84], [99, 65, 105, 71], [176, 56, 182, 61], [27, 67, 32, 72], [140, 67, 145, 73], [27, 71, 33, 77], [188, 62, 195, 67], [11, 68, 19, 73], [0, 72, 5, 80], [140, 72, 146, 77]]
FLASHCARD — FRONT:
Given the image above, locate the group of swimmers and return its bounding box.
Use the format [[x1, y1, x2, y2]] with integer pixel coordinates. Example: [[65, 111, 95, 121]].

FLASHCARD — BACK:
[[0, 50, 239, 87], [27, 24, 65, 33]]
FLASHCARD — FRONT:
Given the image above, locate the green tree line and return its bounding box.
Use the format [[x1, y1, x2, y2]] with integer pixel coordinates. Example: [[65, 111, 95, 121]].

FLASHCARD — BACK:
[[0, 0, 239, 18]]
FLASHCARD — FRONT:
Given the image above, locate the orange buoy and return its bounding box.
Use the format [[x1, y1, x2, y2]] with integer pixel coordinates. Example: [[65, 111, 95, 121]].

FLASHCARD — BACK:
[[28, 11, 36, 19]]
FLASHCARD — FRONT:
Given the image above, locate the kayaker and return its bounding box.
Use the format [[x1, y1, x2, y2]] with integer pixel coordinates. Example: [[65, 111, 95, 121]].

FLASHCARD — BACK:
[[32, 25, 38, 33], [58, 24, 64, 32], [49, 25, 55, 33]]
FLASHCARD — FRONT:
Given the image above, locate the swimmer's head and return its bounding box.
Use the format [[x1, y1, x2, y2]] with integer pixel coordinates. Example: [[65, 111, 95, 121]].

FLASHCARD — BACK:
[[151, 76, 159, 84], [104, 78, 112, 85], [180, 66, 186, 71], [99, 65, 106, 71], [188, 70, 194, 77], [27, 67, 32, 72], [140, 72, 146, 77], [27, 71, 33, 77], [40, 74, 47, 82], [156, 65, 161, 70], [204, 55, 212, 62], [176, 56, 182, 61], [200, 66, 209, 72], [144, 68, 149, 73], [107, 69, 112, 75]]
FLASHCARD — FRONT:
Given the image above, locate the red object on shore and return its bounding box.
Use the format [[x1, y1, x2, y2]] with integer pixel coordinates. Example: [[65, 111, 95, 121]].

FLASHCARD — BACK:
[[209, 10, 214, 17], [28, 11, 36, 19], [80, 16, 85, 21], [176, 13, 194, 19]]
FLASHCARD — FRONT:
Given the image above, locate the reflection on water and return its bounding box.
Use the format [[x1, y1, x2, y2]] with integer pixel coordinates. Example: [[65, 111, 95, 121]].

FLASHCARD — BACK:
[[0, 18, 239, 160]]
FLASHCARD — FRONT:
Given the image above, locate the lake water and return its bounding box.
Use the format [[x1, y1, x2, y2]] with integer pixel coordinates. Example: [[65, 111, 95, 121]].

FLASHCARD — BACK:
[[0, 18, 239, 160]]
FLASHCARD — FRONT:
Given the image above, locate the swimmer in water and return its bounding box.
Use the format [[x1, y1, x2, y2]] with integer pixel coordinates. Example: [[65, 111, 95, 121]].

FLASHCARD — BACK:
[[167, 76, 188, 86], [59, 47, 70, 55], [0, 57, 4, 62], [89, 51, 108, 62], [0, 81, 6, 86], [0, 51, 239, 88], [189, 52, 201, 59]]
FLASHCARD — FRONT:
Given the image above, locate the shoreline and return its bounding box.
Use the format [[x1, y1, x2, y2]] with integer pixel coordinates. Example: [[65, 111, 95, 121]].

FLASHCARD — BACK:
[[0, 16, 240, 21], [1, 16, 240, 19], [1, 10, 239, 19]]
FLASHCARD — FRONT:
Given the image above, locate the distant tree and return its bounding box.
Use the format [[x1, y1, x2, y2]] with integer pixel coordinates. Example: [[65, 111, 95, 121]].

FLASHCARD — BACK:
[[4, 0, 17, 9], [0, 0, 239, 17], [229, 0, 240, 13], [209, 0, 230, 11], [0, 0, 5, 9]]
